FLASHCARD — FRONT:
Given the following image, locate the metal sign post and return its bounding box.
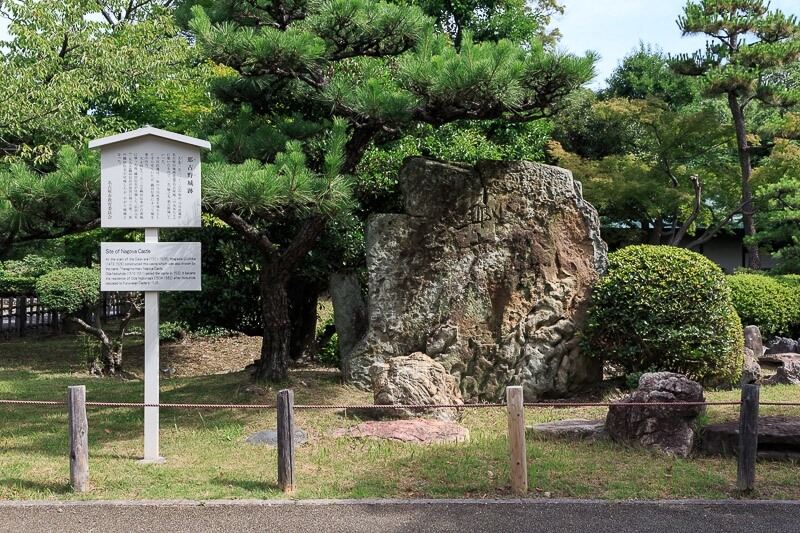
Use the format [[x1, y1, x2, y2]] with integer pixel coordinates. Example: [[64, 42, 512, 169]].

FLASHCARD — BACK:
[[143, 227, 161, 462], [90, 127, 210, 463]]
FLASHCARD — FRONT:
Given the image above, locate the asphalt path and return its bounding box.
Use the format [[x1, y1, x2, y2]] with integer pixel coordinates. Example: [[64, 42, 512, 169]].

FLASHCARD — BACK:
[[1, 498, 799, 533]]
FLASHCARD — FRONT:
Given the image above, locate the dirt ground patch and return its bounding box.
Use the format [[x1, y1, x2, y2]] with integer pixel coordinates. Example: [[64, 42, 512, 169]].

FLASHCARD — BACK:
[[159, 334, 262, 378], [115, 333, 263, 379]]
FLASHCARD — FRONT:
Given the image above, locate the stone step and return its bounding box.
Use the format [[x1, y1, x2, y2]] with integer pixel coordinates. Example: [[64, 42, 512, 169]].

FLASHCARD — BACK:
[[700, 416, 800, 461]]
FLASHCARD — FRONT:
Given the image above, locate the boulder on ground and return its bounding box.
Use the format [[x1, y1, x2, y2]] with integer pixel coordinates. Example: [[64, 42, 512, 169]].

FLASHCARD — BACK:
[[344, 157, 607, 402], [742, 325, 763, 385], [528, 419, 607, 441], [370, 352, 464, 421], [764, 360, 800, 386], [744, 325, 765, 357], [245, 428, 308, 447], [742, 347, 761, 385], [605, 372, 705, 458], [765, 336, 799, 355]]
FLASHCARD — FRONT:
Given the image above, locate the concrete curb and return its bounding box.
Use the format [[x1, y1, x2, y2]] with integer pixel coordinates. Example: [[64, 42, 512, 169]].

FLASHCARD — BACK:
[[2, 497, 800, 508]]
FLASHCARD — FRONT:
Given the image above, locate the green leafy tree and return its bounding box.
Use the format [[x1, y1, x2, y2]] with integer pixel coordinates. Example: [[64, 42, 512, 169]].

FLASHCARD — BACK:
[[412, 0, 563, 49], [750, 139, 800, 271], [550, 96, 735, 247], [0, 147, 101, 255], [673, 0, 800, 269], [0, 0, 215, 261], [188, 0, 595, 381], [36, 267, 139, 374], [0, 0, 193, 166], [550, 88, 641, 160], [604, 43, 699, 108]]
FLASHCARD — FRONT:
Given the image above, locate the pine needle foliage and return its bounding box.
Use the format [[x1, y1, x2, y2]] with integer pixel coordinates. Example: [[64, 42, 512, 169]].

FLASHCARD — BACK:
[[0, 147, 100, 250], [203, 118, 353, 222], [672, 0, 800, 269], [186, 0, 594, 381]]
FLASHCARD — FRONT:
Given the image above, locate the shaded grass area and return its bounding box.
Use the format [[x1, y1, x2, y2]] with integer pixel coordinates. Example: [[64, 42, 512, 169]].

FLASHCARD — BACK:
[[1, 332, 799, 501]]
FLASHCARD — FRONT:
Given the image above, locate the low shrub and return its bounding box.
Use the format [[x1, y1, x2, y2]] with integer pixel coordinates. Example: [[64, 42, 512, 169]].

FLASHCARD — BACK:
[[1, 255, 67, 295], [35, 268, 100, 314], [159, 321, 189, 342], [318, 333, 340, 367], [584, 245, 743, 385], [727, 273, 800, 338]]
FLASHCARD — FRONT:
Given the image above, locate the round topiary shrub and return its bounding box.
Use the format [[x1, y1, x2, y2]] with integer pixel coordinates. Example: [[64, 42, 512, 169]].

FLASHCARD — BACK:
[[727, 273, 800, 339], [36, 268, 100, 314], [584, 245, 743, 385]]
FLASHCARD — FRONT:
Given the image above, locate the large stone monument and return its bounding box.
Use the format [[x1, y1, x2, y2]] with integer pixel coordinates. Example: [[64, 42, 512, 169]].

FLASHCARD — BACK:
[[343, 157, 607, 402]]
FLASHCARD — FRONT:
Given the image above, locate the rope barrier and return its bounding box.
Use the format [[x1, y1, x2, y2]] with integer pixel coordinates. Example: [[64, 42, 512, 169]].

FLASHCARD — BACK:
[[4, 398, 796, 409]]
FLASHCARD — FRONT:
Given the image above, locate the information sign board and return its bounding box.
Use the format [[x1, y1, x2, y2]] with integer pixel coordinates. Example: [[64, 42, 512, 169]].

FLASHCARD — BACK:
[[101, 242, 201, 292], [89, 127, 210, 228]]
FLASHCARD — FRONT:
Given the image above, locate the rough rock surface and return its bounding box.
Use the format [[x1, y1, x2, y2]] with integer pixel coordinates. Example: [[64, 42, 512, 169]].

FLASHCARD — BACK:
[[344, 157, 607, 401], [742, 348, 761, 385], [245, 428, 308, 447], [764, 360, 800, 385], [329, 272, 368, 361], [369, 352, 464, 421], [330, 419, 470, 444], [701, 416, 800, 461], [528, 419, 607, 441], [605, 372, 705, 458], [742, 325, 763, 385], [765, 337, 799, 355]]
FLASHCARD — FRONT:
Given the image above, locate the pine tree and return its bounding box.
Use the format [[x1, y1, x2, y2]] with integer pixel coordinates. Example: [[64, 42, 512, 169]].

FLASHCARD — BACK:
[[673, 0, 800, 269], [188, 0, 595, 381]]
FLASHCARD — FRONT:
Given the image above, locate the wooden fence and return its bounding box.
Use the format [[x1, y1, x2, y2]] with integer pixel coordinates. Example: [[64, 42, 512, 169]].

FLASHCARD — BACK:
[[1, 293, 129, 338]]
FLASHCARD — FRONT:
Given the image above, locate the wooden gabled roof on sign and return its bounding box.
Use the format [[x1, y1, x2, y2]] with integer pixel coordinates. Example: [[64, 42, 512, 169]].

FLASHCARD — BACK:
[[88, 126, 211, 150]]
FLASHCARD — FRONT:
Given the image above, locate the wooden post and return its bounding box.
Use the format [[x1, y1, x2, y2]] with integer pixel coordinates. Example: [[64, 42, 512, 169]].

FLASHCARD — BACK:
[[277, 389, 296, 493], [737, 383, 759, 492], [68, 385, 89, 492], [506, 386, 527, 495], [14, 296, 24, 337]]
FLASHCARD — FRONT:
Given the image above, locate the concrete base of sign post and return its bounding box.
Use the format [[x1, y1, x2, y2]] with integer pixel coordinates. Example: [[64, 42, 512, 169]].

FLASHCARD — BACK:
[[136, 457, 166, 465]]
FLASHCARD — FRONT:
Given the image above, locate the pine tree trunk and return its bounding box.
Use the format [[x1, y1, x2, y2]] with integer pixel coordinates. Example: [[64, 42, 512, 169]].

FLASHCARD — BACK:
[[288, 279, 321, 362], [253, 261, 291, 382], [219, 211, 329, 382], [728, 93, 761, 270]]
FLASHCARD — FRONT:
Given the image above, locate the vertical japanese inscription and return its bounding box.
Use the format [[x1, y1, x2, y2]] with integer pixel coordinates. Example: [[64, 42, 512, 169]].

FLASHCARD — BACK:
[[103, 141, 200, 227]]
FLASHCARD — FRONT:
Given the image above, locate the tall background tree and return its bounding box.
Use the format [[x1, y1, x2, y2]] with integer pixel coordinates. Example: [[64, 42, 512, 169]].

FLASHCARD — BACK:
[[673, 0, 800, 269], [0, 0, 211, 256], [186, 0, 595, 381], [550, 46, 737, 249]]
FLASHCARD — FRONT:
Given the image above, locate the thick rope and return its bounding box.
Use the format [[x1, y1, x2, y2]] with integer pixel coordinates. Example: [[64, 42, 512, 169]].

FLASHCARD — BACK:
[[4, 399, 791, 409]]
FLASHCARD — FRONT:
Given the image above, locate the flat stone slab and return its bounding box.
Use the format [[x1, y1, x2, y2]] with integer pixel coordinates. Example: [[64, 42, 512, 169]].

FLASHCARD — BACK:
[[701, 416, 800, 461], [245, 428, 308, 447], [330, 419, 469, 444], [528, 419, 607, 441], [759, 353, 800, 369]]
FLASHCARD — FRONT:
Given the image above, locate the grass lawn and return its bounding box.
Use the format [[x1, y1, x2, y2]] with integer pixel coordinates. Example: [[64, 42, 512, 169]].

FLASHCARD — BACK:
[[1, 329, 799, 501]]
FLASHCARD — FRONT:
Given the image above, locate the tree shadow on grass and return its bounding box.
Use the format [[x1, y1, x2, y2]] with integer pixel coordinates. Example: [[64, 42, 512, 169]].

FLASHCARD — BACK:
[[210, 476, 281, 494], [0, 478, 72, 496]]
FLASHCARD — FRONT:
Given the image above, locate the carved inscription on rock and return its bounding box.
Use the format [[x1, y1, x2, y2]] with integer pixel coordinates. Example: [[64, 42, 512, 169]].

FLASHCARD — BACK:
[[344, 157, 607, 402]]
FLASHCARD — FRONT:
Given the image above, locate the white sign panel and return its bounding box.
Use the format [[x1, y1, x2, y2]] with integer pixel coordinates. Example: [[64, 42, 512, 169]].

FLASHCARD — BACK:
[[101, 242, 201, 292], [99, 137, 202, 228]]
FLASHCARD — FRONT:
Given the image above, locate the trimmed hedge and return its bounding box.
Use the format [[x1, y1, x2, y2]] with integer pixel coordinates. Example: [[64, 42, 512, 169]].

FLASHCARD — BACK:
[[36, 268, 100, 314], [727, 273, 800, 338], [584, 245, 743, 385], [1, 255, 65, 296], [0, 276, 38, 296]]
